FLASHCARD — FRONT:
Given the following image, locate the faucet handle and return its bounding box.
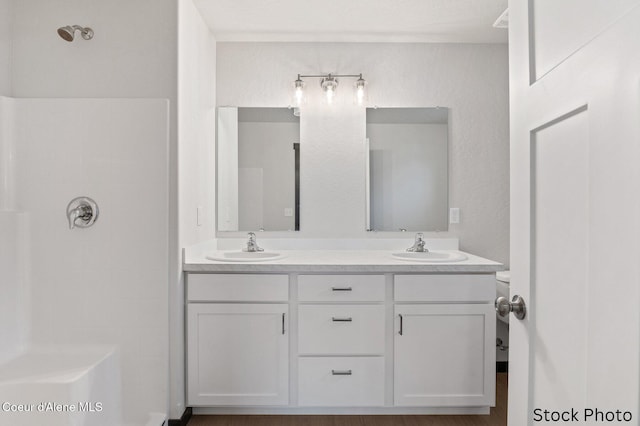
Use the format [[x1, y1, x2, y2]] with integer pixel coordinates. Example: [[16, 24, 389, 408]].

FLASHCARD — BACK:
[[66, 197, 99, 229], [415, 232, 424, 242]]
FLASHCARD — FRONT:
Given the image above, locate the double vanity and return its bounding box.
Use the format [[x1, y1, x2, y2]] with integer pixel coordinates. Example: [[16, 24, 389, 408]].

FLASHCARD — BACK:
[[192, 101, 504, 415], [183, 239, 503, 415]]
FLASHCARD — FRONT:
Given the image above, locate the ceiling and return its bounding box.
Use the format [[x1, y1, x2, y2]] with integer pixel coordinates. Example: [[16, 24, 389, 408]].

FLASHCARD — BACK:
[[192, 0, 509, 43]]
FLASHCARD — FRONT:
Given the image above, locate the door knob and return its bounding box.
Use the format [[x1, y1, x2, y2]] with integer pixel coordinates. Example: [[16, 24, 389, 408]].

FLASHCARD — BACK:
[[495, 295, 526, 320]]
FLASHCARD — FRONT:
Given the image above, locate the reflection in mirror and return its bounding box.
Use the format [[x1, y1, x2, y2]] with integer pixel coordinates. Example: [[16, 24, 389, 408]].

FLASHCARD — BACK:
[[366, 107, 448, 232], [217, 107, 300, 232]]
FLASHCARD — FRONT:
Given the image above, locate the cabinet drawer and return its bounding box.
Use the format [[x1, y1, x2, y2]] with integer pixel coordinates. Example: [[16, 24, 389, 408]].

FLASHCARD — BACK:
[[394, 274, 494, 302], [298, 305, 385, 355], [298, 275, 385, 302], [187, 274, 288, 302], [298, 357, 385, 406]]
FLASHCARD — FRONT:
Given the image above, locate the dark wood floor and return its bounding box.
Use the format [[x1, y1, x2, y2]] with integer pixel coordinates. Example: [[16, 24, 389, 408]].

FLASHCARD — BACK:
[[188, 373, 508, 426]]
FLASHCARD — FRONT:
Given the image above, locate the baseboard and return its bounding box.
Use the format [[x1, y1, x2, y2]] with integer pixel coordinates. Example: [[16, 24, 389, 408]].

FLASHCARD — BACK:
[[192, 406, 490, 415], [496, 361, 508, 373], [167, 407, 192, 426]]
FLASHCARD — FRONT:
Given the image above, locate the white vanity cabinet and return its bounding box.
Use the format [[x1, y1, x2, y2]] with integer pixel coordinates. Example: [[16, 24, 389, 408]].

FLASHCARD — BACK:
[[186, 274, 289, 406], [184, 267, 499, 414], [393, 274, 496, 407]]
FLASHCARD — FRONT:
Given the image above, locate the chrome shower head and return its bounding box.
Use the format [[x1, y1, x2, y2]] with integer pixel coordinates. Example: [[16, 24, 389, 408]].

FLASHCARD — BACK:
[[57, 25, 93, 42]]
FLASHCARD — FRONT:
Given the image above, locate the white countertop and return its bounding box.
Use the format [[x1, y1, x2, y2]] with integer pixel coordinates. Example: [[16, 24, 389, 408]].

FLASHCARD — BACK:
[[183, 249, 504, 273]]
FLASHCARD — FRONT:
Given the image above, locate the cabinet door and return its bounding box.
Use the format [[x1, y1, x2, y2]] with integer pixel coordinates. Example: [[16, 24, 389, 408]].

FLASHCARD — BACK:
[[394, 304, 495, 407], [187, 304, 289, 406]]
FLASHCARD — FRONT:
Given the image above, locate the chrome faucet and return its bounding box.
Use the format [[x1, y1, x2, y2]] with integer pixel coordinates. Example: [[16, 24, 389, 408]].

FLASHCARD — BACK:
[[243, 232, 264, 252], [406, 233, 428, 253]]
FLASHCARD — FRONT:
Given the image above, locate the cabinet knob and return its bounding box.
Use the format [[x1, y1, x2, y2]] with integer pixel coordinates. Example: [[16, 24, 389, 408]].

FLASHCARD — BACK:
[[331, 369, 352, 376], [331, 286, 353, 291], [332, 317, 353, 322]]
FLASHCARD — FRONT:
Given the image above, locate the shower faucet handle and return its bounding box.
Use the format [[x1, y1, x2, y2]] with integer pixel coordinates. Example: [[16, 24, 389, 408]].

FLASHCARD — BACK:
[[67, 197, 99, 229]]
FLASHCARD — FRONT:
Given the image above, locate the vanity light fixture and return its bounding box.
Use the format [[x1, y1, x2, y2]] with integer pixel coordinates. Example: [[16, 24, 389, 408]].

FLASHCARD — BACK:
[[293, 73, 366, 106]]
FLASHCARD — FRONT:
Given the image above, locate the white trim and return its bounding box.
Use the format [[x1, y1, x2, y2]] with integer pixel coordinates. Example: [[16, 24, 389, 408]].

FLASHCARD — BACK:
[[192, 406, 490, 415]]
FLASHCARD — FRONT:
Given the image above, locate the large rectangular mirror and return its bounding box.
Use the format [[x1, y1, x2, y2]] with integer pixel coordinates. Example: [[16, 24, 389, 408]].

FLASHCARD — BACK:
[[217, 107, 300, 232], [366, 107, 449, 232]]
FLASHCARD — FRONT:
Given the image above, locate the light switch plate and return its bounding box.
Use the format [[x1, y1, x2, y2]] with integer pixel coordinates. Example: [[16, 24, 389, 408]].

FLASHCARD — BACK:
[[284, 208, 293, 217], [449, 208, 460, 224], [197, 206, 203, 226]]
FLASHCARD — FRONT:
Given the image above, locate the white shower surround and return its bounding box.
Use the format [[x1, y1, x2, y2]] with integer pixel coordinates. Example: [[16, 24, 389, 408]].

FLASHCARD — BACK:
[[0, 346, 122, 426], [0, 97, 170, 425], [216, 42, 510, 267]]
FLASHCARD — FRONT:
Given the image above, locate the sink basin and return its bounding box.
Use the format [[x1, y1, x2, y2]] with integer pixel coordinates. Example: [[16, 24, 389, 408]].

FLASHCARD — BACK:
[[206, 251, 286, 262], [391, 251, 467, 263]]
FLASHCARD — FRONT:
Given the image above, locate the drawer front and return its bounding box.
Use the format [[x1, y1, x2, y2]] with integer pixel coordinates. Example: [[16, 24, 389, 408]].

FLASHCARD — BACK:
[[394, 274, 494, 302], [298, 305, 385, 355], [187, 274, 289, 302], [298, 357, 385, 406], [298, 274, 385, 302]]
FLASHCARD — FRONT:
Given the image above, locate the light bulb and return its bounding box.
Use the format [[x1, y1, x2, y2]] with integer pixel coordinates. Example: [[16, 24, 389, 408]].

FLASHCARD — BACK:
[[295, 86, 304, 105], [354, 76, 366, 106], [356, 85, 365, 105], [326, 86, 335, 104], [321, 75, 338, 105], [293, 76, 305, 106]]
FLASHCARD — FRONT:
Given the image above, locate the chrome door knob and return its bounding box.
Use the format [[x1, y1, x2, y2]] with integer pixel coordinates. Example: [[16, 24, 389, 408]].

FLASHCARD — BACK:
[[495, 295, 526, 320]]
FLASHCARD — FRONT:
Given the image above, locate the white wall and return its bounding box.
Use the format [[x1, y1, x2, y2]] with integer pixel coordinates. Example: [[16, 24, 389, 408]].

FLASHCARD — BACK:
[[14, 98, 169, 425], [0, 0, 11, 96], [12, 0, 176, 99], [217, 42, 510, 266], [178, 0, 216, 246], [175, 0, 216, 419]]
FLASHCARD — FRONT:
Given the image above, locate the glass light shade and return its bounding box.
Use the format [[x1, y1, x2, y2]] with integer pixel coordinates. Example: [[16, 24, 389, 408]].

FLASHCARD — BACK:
[[354, 77, 366, 106], [321, 76, 338, 105], [292, 78, 306, 106]]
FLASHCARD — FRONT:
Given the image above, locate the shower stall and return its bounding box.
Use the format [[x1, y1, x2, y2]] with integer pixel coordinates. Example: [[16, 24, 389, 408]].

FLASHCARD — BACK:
[[0, 96, 170, 426]]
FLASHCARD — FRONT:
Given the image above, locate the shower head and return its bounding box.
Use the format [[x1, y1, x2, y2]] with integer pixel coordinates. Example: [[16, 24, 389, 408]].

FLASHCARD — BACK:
[[57, 25, 93, 42]]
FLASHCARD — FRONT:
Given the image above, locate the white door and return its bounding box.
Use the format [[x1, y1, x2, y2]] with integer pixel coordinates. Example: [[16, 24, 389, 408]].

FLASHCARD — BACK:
[[508, 1, 640, 424], [394, 304, 495, 407], [187, 303, 289, 406]]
